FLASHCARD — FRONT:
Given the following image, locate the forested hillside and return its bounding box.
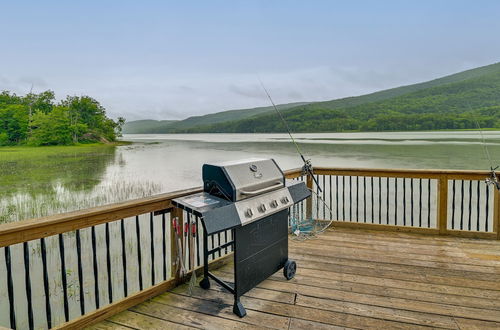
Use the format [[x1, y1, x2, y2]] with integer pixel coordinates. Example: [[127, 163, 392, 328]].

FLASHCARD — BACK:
[[122, 102, 308, 133], [122, 119, 178, 134], [0, 91, 124, 146], [180, 62, 500, 133]]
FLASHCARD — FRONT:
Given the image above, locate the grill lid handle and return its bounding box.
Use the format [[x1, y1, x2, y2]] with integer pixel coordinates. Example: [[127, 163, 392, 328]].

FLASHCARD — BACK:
[[240, 181, 283, 196]]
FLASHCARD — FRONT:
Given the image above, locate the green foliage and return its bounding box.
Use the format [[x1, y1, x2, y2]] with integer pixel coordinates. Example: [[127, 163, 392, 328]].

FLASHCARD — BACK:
[[0, 104, 29, 145], [30, 106, 73, 145], [0, 90, 124, 146]]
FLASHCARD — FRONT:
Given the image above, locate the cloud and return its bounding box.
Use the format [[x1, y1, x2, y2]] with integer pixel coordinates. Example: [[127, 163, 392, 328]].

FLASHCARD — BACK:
[[17, 76, 49, 89], [228, 83, 265, 99]]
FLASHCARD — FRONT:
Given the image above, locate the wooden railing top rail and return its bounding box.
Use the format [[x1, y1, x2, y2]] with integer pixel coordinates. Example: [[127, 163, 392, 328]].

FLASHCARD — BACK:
[[314, 167, 492, 180]]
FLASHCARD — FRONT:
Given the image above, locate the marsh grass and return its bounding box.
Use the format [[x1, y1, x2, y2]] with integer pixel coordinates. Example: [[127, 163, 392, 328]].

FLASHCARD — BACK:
[[0, 178, 163, 222]]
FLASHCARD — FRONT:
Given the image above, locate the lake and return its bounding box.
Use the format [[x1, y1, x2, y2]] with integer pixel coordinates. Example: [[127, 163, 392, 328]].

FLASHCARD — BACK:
[[1, 131, 500, 222]]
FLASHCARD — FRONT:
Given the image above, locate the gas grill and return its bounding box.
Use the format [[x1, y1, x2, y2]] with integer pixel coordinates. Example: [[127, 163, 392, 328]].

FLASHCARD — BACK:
[[172, 158, 310, 317]]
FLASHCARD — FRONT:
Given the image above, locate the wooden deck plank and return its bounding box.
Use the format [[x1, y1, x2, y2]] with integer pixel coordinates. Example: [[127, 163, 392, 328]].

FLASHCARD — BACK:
[[107, 310, 195, 329], [94, 227, 500, 330], [151, 289, 291, 329], [85, 320, 135, 330], [290, 251, 500, 281], [131, 300, 266, 329], [281, 257, 500, 291], [305, 236, 500, 266]]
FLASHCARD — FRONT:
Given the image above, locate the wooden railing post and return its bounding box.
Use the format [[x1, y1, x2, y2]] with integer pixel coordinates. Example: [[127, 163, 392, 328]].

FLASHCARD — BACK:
[[494, 189, 500, 240], [306, 172, 313, 220], [170, 207, 184, 279], [437, 176, 448, 234]]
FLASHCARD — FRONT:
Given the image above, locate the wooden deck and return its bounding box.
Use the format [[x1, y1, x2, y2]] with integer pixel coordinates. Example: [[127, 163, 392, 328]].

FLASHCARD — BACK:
[[91, 227, 500, 330]]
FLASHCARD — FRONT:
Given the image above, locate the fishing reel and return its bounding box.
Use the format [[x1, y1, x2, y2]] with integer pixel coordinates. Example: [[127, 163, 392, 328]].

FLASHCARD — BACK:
[[486, 166, 500, 191], [301, 158, 313, 176]]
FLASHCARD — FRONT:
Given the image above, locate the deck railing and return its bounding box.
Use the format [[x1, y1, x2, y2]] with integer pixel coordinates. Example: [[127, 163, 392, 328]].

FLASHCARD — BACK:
[[310, 167, 500, 239], [0, 167, 499, 329]]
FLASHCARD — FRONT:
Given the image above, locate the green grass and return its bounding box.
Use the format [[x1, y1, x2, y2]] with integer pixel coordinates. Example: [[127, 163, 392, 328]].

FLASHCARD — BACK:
[[0, 143, 117, 160]]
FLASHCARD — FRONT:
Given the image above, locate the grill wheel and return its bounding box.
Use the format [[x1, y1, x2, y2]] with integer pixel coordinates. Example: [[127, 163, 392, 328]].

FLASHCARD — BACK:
[[283, 259, 297, 280]]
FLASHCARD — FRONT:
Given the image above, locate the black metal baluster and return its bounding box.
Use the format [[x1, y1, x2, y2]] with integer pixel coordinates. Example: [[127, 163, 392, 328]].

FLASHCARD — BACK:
[[410, 179, 414, 227], [349, 176, 352, 220], [329, 175, 332, 219], [224, 225, 228, 255], [217, 232, 221, 258], [316, 175, 320, 219], [486, 186, 490, 232], [336, 176, 339, 220], [197, 217, 202, 263], [427, 179, 431, 228], [356, 176, 359, 222], [476, 181, 481, 231], [323, 175, 326, 219], [460, 180, 464, 230], [210, 233, 215, 261], [120, 219, 128, 297], [106, 222, 113, 303], [451, 180, 456, 230], [468, 180, 472, 231], [58, 234, 69, 322], [40, 238, 52, 329], [5, 246, 16, 329], [150, 213, 155, 285], [162, 213, 167, 281], [342, 176, 345, 220], [371, 177, 374, 223], [187, 213, 192, 267], [403, 178, 406, 226], [23, 242, 34, 330], [363, 177, 367, 222], [91, 226, 100, 309], [386, 177, 390, 225], [378, 177, 381, 224], [419, 179, 422, 227], [76, 229, 85, 315], [394, 178, 398, 225], [135, 216, 143, 291]]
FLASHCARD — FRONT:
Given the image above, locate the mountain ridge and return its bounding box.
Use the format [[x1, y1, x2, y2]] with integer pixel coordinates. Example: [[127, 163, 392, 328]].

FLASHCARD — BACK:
[[124, 62, 500, 133]]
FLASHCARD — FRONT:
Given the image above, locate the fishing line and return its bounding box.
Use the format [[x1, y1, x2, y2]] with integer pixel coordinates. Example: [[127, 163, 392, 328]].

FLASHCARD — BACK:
[[257, 78, 322, 192], [468, 103, 500, 190]]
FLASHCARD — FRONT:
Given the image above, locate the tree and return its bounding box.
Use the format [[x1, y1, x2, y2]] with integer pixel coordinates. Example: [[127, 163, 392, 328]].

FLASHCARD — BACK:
[[0, 104, 29, 145], [29, 106, 72, 145]]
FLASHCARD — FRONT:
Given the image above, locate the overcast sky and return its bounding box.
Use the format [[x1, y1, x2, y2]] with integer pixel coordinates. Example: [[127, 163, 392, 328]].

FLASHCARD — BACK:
[[1, 0, 500, 121]]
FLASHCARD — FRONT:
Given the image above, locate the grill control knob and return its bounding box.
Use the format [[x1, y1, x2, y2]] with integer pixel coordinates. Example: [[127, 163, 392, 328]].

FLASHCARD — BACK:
[[258, 204, 266, 213], [245, 208, 253, 217], [270, 200, 278, 208], [281, 197, 290, 204]]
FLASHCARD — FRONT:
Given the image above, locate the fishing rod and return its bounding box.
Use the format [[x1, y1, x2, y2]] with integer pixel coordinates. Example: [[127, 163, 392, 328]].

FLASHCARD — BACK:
[[467, 102, 500, 190], [475, 119, 500, 190], [258, 79, 322, 192]]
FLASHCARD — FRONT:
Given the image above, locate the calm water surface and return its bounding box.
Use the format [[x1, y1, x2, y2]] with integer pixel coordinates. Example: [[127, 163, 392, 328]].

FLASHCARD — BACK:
[[2, 131, 500, 221], [119, 131, 500, 190]]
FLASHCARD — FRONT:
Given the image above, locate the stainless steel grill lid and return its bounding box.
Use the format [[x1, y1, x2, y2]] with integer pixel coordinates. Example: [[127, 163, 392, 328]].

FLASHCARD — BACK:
[[202, 158, 284, 202]]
